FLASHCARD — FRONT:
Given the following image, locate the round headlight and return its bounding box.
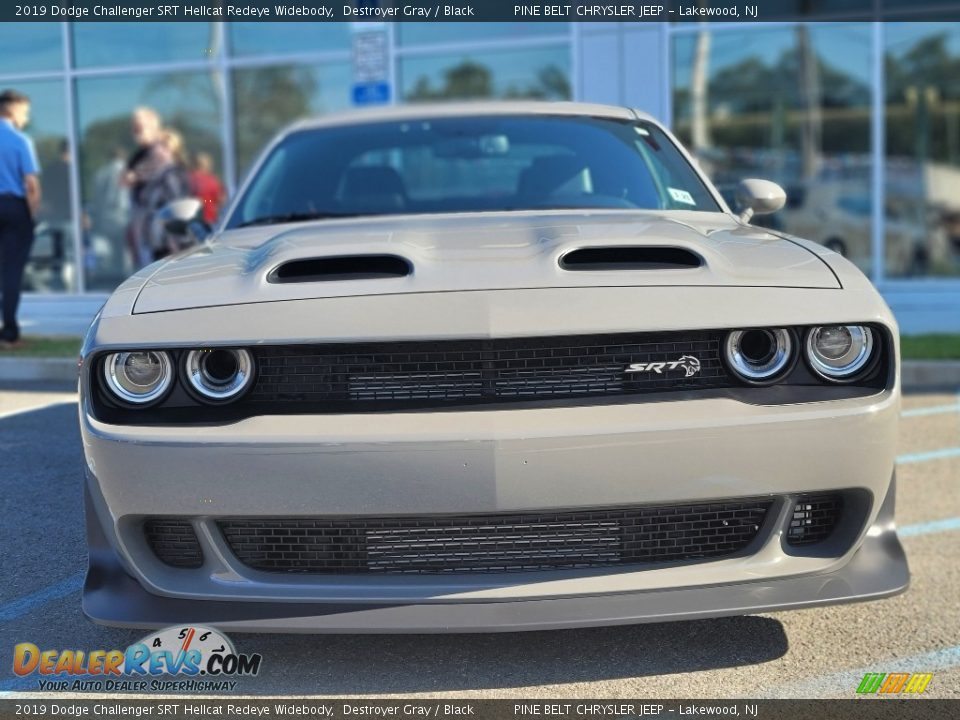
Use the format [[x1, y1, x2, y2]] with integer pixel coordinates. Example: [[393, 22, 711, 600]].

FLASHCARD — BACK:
[[184, 348, 254, 402], [806, 325, 874, 380], [725, 328, 793, 382], [103, 351, 173, 405]]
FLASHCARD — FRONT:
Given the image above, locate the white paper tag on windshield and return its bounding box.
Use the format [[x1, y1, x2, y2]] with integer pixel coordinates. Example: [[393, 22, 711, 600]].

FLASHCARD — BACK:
[[668, 187, 696, 205]]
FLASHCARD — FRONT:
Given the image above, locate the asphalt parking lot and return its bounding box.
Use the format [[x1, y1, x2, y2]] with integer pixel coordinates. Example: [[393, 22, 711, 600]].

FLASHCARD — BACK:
[[1, 381, 957, 699]]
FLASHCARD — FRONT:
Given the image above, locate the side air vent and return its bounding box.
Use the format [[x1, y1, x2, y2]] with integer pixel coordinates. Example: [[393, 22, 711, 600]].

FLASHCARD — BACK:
[[268, 254, 411, 284], [786, 494, 843, 546], [559, 246, 702, 271], [144, 519, 204, 568]]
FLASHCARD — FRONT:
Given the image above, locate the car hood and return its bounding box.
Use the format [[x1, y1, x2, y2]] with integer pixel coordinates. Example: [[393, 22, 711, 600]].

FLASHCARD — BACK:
[[131, 210, 839, 314]]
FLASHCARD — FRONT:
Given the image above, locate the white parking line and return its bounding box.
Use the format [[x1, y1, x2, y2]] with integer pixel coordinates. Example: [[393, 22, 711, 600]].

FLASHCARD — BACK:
[[900, 517, 960, 537], [901, 390, 960, 418], [897, 447, 960, 465], [902, 403, 960, 418]]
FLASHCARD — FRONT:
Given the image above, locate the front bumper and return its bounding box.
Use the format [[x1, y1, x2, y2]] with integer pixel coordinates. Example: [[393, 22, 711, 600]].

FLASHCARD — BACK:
[[81, 389, 908, 631], [83, 476, 908, 632]]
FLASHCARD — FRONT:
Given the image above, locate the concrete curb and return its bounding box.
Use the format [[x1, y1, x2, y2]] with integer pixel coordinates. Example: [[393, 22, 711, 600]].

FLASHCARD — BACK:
[[2, 356, 959, 392], [901, 360, 960, 392], [0, 357, 78, 383]]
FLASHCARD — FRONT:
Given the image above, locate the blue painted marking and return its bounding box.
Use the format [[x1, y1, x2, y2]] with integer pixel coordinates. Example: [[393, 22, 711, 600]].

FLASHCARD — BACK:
[[0, 571, 84, 623], [900, 517, 960, 537], [896, 447, 960, 465], [902, 403, 960, 418]]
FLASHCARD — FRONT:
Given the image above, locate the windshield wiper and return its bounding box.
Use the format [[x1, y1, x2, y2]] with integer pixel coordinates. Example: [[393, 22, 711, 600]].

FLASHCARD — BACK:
[[235, 211, 361, 228]]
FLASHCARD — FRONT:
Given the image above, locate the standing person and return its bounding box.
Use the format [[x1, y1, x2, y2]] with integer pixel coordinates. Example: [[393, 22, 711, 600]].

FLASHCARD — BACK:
[[0, 89, 41, 347], [145, 128, 192, 260], [190, 151, 225, 226], [90, 146, 131, 278], [124, 106, 168, 269], [38, 140, 71, 288]]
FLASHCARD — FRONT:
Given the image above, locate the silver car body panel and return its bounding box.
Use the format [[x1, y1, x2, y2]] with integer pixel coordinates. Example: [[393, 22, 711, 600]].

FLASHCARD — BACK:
[[82, 386, 897, 601], [130, 212, 839, 315]]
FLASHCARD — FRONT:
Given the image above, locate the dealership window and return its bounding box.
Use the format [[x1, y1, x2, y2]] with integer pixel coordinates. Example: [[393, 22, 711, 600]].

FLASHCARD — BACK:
[[228, 23, 350, 57], [0, 23, 63, 73], [884, 23, 960, 277], [1, 18, 954, 304], [13, 79, 77, 293], [400, 46, 572, 102], [74, 71, 224, 291], [71, 23, 215, 68], [232, 63, 352, 177], [672, 24, 875, 275]]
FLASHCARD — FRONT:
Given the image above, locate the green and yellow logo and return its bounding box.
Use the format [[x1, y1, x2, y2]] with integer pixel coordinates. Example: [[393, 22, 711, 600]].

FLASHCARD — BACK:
[[856, 673, 933, 695]]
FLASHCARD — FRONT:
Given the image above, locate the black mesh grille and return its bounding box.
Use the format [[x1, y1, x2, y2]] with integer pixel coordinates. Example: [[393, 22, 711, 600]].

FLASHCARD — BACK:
[[248, 331, 730, 411], [787, 495, 843, 545], [218, 500, 771, 574], [144, 519, 204, 568]]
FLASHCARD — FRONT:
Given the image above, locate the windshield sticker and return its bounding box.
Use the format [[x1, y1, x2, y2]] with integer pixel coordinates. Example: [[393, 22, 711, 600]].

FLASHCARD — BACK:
[[668, 187, 697, 205]]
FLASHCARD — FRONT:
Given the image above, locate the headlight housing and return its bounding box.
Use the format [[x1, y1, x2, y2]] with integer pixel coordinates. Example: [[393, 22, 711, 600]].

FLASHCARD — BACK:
[[725, 328, 793, 383], [184, 348, 254, 402], [805, 325, 874, 381], [102, 351, 173, 405]]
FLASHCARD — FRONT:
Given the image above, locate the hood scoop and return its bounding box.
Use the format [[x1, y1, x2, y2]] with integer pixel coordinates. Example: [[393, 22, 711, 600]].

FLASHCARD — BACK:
[[132, 212, 841, 314], [560, 246, 703, 271], [268, 254, 412, 284]]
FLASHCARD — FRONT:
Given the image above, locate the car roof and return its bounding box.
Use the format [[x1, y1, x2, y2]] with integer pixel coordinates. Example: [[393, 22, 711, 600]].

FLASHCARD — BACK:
[[286, 101, 657, 134]]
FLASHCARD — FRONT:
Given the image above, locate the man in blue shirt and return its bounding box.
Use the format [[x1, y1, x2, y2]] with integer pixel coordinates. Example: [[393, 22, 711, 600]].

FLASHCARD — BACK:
[[0, 89, 42, 346]]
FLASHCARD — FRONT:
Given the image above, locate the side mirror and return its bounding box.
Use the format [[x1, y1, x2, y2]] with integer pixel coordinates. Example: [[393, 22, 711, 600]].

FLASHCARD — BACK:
[[735, 179, 786, 223], [157, 198, 211, 241]]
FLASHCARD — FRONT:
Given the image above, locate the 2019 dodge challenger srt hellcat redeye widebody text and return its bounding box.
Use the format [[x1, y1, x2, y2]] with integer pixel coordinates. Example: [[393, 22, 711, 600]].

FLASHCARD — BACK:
[[80, 102, 908, 632]]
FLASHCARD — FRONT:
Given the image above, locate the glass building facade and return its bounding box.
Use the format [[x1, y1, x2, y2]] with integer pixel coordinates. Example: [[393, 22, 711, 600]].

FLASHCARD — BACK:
[[1, 18, 958, 330]]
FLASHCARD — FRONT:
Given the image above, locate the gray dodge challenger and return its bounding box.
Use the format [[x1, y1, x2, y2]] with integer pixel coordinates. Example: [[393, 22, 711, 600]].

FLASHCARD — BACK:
[[80, 102, 908, 632]]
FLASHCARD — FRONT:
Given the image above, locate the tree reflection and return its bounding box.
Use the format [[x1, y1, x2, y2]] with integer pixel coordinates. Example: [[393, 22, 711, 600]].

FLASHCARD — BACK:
[[885, 28, 960, 276], [232, 66, 317, 173], [886, 32, 960, 163], [407, 60, 570, 102]]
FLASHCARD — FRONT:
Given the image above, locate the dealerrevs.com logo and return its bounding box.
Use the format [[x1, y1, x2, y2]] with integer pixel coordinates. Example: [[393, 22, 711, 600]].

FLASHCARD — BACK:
[[13, 625, 262, 692]]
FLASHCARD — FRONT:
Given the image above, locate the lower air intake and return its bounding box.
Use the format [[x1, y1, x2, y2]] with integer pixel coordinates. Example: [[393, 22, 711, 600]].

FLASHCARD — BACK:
[[786, 495, 843, 545], [218, 500, 771, 574], [144, 519, 204, 568]]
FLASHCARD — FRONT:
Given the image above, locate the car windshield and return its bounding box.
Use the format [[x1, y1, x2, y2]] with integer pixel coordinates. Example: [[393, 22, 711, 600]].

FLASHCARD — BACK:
[[226, 114, 721, 229]]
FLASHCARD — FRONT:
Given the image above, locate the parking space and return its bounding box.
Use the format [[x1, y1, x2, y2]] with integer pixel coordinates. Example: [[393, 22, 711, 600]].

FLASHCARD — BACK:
[[1, 385, 957, 699]]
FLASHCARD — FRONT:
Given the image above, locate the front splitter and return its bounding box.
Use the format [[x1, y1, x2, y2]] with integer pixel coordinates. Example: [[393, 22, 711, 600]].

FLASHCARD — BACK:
[[82, 480, 909, 634]]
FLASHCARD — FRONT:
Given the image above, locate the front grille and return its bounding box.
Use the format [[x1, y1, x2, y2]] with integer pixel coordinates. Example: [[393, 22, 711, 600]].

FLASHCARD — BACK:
[[144, 519, 204, 568], [248, 331, 730, 411], [786, 495, 843, 545], [218, 500, 771, 574]]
